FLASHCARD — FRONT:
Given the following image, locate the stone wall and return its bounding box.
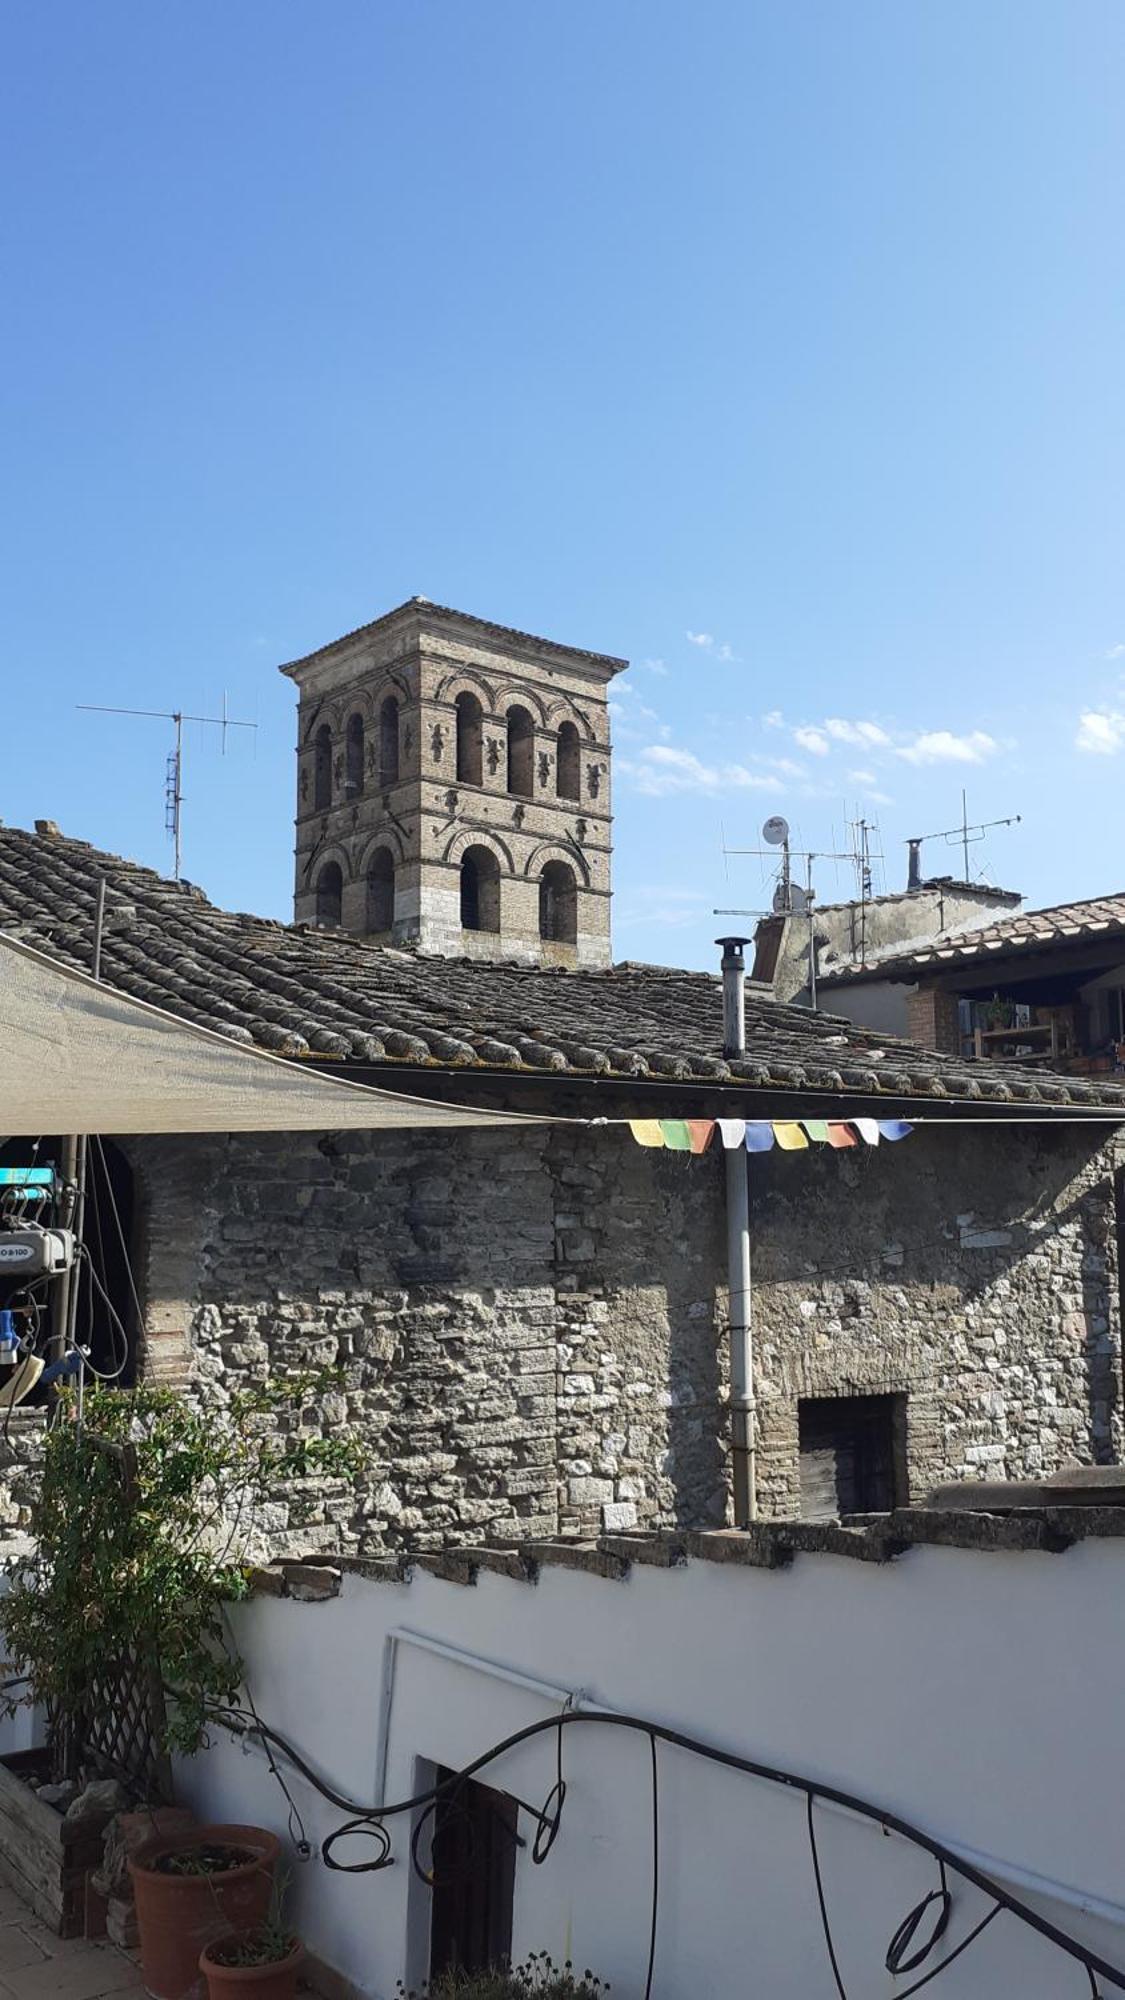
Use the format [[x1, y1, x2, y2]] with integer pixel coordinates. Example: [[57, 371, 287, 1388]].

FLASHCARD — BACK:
[[0, 1122, 1120, 1563]]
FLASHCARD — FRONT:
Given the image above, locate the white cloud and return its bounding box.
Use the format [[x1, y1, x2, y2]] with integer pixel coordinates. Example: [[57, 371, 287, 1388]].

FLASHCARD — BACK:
[[895, 729, 998, 766], [621, 745, 784, 797], [847, 768, 878, 785], [1105, 644, 1125, 660], [823, 717, 892, 748], [1077, 708, 1125, 754], [686, 630, 737, 662], [639, 657, 669, 676], [763, 709, 785, 729], [793, 725, 830, 756]]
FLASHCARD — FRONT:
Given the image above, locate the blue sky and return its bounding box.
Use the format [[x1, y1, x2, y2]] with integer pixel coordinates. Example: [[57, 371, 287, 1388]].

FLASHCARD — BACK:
[[3, 2, 1123, 971]]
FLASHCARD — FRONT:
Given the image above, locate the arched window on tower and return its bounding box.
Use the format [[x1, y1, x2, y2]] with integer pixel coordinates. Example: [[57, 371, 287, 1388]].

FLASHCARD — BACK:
[[506, 706, 534, 797], [315, 861, 343, 928], [456, 692, 483, 786], [380, 698, 400, 787], [460, 846, 501, 933], [366, 848, 395, 934], [313, 725, 333, 811], [345, 713, 365, 797], [539, 861, 577, 945], [556, 721, 581, 800]]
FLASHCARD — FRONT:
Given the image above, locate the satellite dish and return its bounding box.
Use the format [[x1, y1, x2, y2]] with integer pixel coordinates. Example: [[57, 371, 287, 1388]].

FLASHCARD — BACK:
[[762, 815, 790, 847], [773, 882, 809, 914]]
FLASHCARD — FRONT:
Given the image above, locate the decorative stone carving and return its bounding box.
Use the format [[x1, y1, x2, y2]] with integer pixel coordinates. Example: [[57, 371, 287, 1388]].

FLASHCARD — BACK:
[[538, 751, 551, 789], [300, 769, 309, 802], [512, 803, 526, 829], [588, 764, 603, 799], [486, 737, 501, 775], [431, 724, 445, 762]]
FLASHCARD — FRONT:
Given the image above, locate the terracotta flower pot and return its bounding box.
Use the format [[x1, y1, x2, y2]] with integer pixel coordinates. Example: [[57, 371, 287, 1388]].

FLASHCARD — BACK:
[[129, 1823, 280, 2000], [199, 1935, 305, 2000]]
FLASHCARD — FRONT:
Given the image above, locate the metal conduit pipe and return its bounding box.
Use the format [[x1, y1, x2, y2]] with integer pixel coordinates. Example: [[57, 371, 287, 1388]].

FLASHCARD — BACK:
[[717, 937, 756, 1525]]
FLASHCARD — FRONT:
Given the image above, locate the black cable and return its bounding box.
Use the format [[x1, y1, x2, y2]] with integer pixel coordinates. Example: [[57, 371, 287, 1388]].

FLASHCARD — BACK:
[[885, 1861, 952, 1975], [890, 1904, 1001, 1999], [206, 1701, 1125, 1994], [807, 1793, 849, 1999], [643, 1732, 659, 2000]]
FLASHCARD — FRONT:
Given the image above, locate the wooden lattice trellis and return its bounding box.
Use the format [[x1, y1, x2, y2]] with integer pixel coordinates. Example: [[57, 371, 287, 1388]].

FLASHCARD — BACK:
[[51, 1436, 173, 1802]]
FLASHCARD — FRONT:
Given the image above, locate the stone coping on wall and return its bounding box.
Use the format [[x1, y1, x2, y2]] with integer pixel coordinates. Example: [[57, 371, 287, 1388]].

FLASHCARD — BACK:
[[247, 1506, 1125, 1603]]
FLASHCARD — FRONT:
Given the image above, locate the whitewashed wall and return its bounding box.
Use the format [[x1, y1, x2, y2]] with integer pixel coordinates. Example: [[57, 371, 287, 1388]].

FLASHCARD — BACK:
[[178, 1541, 1125, 1999]]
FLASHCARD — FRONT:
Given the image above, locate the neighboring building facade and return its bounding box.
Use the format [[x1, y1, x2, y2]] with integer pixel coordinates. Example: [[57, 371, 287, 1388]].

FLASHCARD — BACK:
[[822, 891, 1125, 1079], [285, 598, 623, 968], [754, 874, 1021, 1029], [2, 822, 1124, 1561]]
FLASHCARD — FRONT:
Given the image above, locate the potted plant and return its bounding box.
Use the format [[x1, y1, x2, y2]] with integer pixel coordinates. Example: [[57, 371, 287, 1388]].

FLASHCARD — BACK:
[[199, 1871, 304, 2000], [0, 1379, 358, 1992], [132, 1824, 281, 2000]]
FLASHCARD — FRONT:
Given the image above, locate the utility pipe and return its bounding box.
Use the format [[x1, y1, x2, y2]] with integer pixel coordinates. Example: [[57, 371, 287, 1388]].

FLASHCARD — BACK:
[[717, 937, 756, 1525]]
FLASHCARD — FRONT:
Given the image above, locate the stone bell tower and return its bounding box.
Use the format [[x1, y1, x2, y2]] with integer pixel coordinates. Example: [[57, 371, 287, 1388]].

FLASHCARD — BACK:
[[281, 598, 625, 967]]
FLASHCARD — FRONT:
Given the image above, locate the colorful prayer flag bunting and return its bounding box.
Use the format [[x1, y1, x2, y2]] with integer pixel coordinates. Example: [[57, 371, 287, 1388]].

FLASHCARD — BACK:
[[660, 1120, 692, 1151], [773, 1122, 809, 1151], [627, 1115, 914, 1154], [628, 1120, 665, 1147]]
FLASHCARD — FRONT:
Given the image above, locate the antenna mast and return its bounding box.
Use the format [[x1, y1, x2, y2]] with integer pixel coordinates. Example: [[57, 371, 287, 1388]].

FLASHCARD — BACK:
[[905, 793, 1021, 889], [77, 701, 257, 880]]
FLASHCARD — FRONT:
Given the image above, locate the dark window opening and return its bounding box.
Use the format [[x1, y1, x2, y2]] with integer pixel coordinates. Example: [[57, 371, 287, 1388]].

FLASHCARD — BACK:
[[428, 1768, 517, 1980], [455, 693, 483, 787], [345, 714, 365, 798], [315, 861, 343, 928], [798, 1393, 904, 1520], [460, 847, 500, 934], [380, 698, 400, 787], [0, 1136, 139, 1389], [366, 849, 395, 934], [539, 861, 577, 945], [506, 706, 534, 798], [556, 721, 581, 800], [313, 725, 332, 811]]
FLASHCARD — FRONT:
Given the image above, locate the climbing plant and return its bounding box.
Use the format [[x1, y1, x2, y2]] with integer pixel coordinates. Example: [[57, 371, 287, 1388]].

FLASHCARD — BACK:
[[0, 1380, 358, 1758]]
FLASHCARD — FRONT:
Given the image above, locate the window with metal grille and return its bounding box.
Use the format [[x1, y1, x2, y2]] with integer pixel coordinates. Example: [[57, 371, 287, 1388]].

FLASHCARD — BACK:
[[428, 1768, 517, 1979]]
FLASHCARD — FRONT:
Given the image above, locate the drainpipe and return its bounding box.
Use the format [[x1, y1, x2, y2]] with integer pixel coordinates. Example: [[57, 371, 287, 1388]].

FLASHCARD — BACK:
[[717, 938, 756, 1525]]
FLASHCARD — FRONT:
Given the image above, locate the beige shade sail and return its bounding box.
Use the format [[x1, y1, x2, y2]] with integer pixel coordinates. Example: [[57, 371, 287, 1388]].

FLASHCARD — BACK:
[[0, 932, 551, 1136]]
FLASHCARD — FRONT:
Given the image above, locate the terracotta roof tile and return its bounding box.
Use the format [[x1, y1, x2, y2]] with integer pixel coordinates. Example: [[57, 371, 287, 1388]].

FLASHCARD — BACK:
[[3, 825, 1124, 1110]]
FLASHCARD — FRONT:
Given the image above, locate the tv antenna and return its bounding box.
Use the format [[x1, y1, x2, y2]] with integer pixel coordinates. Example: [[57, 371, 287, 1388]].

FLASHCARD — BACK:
[[77, 698, 257, 880], [719, 817, 853, 1009], [906, 790, 1021, 890]]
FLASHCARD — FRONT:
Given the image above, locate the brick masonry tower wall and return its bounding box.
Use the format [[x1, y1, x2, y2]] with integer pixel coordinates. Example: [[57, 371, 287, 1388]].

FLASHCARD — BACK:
[[0, 1123, 1118, 1561], [287, 602, 622, 969]]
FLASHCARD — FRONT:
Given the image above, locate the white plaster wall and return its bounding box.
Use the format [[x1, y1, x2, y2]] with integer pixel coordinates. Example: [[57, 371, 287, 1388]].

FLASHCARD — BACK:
[[178, 1544, 1125, 1998]]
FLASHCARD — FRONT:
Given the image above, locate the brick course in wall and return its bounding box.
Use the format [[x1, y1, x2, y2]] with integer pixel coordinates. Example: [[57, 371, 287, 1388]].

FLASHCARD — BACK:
[[0, 1123, 1119, 1560]]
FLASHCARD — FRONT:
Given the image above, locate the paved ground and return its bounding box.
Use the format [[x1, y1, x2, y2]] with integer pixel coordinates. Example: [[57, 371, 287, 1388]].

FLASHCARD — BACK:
[[0, 1881, 141, 2000]]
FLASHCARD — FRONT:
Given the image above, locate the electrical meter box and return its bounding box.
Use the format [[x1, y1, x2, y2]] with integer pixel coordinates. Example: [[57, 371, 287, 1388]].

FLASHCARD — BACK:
[[0, 1229, 75, 1278]]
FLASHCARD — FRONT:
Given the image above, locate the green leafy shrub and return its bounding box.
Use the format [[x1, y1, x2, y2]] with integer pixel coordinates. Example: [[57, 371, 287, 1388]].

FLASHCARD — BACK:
[[0, 1380, 358, 1757]]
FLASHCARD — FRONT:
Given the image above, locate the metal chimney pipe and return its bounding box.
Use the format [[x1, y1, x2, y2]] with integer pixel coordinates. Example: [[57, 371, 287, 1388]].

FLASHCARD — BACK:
[[907, 838, 923, 892], [715, 938, 756, 1526]]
